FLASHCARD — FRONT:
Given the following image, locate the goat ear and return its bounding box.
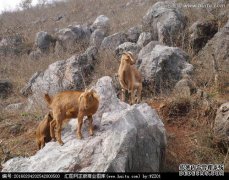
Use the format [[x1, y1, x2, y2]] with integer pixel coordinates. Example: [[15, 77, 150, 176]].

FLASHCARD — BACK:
[[92, 91, 99, 100], [127, 52, 136, 65], [78, 94, 83, 103]]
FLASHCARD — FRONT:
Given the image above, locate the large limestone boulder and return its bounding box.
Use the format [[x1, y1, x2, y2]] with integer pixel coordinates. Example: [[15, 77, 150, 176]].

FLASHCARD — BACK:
[[137, 41, 161, 64], [189, 20, 218, 54], [35, 31, 54, 53], [138, 45, 193, 92], [89, 29, 105, 48], [126, 26, 142, 43], [213, 102, 229, 150], [173, 74, 196, 98], [194, 20, 229, 87], [137, 32, 152, 47], [142, 1, 186, 46], [91, 15, 110, 35], [21, 46, 98, 111], [55, 25, 91, 53], [2, 76, 166, 172], [100, 32, 127, 52], [115, 42, 141, 59]]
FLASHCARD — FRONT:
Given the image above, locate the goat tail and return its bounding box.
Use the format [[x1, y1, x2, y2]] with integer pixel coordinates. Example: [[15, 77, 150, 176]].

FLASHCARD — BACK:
[[44, 94, 52, 105]]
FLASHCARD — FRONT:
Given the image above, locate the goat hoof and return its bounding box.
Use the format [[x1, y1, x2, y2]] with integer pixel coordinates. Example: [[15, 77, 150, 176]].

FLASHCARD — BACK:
[[59, 141, 64, 146], [77, 134, 83, 139]]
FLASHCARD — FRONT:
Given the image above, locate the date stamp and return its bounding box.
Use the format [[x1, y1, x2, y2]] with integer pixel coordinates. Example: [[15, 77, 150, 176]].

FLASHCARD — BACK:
[[179, 164, 224, 176]]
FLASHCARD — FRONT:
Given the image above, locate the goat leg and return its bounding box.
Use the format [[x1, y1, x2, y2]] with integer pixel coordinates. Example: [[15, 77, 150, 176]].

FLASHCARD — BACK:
[[121, 89, 126, 102], [130, 89, 135, 105], [50, 120, 56, 141], [136, 84, 142, 103], [56, 121, 64, 145], [77, 113, 84, 139], [87, 115, 94, 136]]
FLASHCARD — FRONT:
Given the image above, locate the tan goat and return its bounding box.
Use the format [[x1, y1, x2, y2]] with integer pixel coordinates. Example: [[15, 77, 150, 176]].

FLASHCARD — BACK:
[[44, 89, 99, 145], [118, 51, 142, 104], [36, 111, 53, 149]]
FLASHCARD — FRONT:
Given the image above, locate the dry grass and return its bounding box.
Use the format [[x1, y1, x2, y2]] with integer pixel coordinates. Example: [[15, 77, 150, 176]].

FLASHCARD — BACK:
[[147, 95, 229, 172]]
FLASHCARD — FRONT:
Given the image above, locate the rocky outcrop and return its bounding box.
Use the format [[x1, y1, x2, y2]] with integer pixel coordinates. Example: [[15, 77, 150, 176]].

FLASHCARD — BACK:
[[142, 1, 186, 46], [2, 76, 166, 172], [91, 15, 110, 35], [138, 41, 161, 64], [213, 102, 229, 150], [137, 32, 152, 47], [195, 20, 229, 86], [173, 74, 196, 98], [35, 31, 54, 53], [21, 46, 98, 111], [138, 45, 193, 92], [126, 26, 142, 43], [100, 32, 127, 52], [29, 49, 42, 60], [0, 35, 24, 56], [55, 25, 91, 53], [115, 42, 141, 59], [89, 29, 105, 48], [189, 20, 218, 54]]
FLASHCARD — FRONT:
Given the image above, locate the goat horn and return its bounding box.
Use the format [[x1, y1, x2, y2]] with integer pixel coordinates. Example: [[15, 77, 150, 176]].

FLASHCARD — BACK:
[[127, 51, 136, 64]]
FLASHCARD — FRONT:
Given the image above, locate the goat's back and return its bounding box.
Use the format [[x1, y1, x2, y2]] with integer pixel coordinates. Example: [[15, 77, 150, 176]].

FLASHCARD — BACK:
[[49, 91, 83, 109]]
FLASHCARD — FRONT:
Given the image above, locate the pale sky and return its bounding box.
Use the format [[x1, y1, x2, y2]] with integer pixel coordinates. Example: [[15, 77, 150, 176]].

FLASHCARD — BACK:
[[0, 0, 59, 13]]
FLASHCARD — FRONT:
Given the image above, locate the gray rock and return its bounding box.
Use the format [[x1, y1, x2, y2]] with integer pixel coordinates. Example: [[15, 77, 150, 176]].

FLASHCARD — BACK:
[[22, 46, 98, 111], [35, 31, 53, 52], [100, 32, 128, 52], [2, 76, 166, 172], [20, 71, 41, 97], [138, 45, 193, 93], [126, 26, 142, 43], [137, 41, 161, 65], [29, 49, 42, 60], [173, 74, 196, 98], [91, 15, 110, 35], [55, 25, 91, 53], [213, 102, 229, 149], [0, 35, 24, 56], [137, 32, 152, 47], [189, 20, 218, 54], [195, 20, 229, 85], [0, 80, 13, 98], [5, 103, 26, 111], [142, 1, 186, 46], [89, 29, 105, 48], [115, 42, 141, 59]]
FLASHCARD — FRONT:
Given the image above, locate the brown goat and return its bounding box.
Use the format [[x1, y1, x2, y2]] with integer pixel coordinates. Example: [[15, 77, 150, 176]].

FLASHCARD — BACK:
[[118, 51, 142, 104], [44, 89, 99, 145], [36, 111, 53, 149]]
